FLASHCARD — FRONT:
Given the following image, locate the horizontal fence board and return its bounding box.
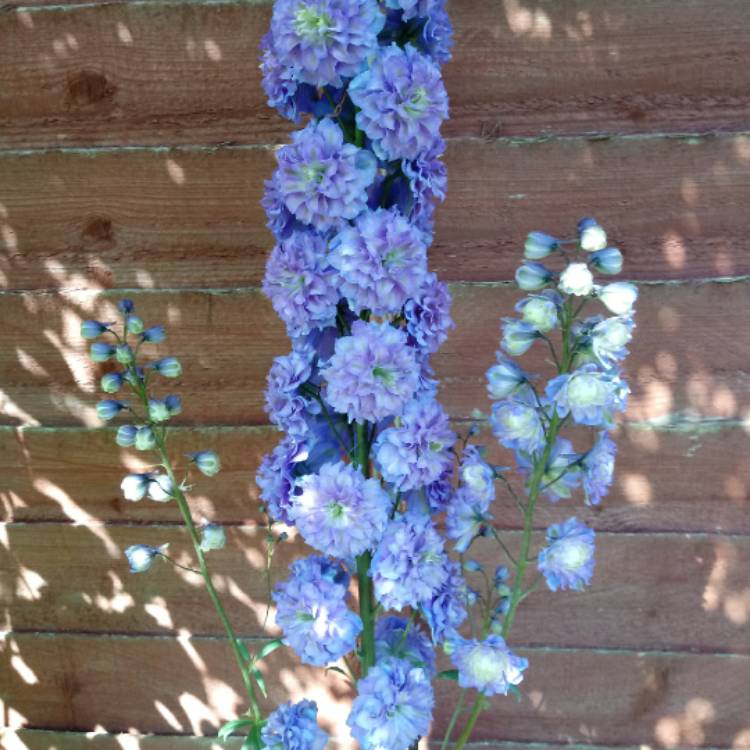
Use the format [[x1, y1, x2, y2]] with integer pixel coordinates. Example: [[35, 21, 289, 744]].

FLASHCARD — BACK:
[[1, 0, 750, 148], [3, 524, 750, 654], [2, 633, 749, 746], [0, 283, 748, 427], [2, 422, 750, 534], [2, 136, 750, 290]]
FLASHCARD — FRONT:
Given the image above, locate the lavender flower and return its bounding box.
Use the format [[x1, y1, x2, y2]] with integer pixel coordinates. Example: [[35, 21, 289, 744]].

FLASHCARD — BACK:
[[269, 0, 384, 88], [450, 635, 528, 696], [516, 292, 559, 332], [418, 3, 454, 64], [273, 555, 362, 666], [125, 544, 166, 574], [546, 364, 628, 427], [404, 468, 454, 514], [375, 615, 436, 675], [265, 346, 315, 438], [347, 659, 434, 750], [291, 461, 389, 558], [373, 397, 456, 492], [459, 446, 496, 503], [517, 437, 581, 502], [591, 315, 634, 367], [322, 320, 420, 423], [274, 118, 377, 232], [538, 517, 596, 591], [399, 139, 447, 235], [486, 355, 529, 400], [580, 431, 617, 505], [490, 396, 546, 454], [500, 319, 540, 356], [262, 700, 328, 750], [383, 0, 440, 20], [421, 558, 468, 643], [371, 511, 448, 610], [404, 272, 454, 355], [257, 436, 310, 525], [262, 230, 340, 338], [445, 486, 493, 553], [262, 175, 299, 240], [329, 208, 428, 316], [349, 44, 448, 161]]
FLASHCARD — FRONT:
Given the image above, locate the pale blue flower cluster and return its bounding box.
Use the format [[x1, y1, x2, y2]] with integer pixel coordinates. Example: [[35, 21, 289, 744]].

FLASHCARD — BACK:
[[262, 700, 328, 750]]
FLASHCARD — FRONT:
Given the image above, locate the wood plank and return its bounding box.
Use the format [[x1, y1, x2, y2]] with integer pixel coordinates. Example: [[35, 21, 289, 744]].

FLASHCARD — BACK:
[[0, 282, 748, 427], [3, 523, 750, 654], [1, 633, 749, 746], [1, 0, 750, 148], [2, 135, 750, 290], [3, 422, 750, 535]]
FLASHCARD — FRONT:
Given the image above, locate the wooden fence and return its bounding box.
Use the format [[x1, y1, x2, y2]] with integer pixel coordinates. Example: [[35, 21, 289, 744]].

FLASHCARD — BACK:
[[1, 1, 750, 749]]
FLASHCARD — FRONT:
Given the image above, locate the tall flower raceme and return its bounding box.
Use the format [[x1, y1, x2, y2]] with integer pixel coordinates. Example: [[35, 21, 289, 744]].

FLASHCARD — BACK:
[[80, 3, 639, 749]]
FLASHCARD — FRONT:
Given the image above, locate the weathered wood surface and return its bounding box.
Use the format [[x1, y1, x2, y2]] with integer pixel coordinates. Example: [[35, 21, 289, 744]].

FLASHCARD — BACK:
[[1, 0, 749, 148], [1, 283, 747, 427], [2, 136, 750, 291], [2, 422, 749, 534], [2, 633, 749, 746], [3, 523, 750, 654]]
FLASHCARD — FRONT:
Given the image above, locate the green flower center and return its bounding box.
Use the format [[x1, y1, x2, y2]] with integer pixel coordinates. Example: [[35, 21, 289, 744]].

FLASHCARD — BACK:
[[294, 5, 333, 42], [328, 501, 346, 520], [373, 366, 395, 386], [404, 86, 430, 117], [302, 162, 326, 184]]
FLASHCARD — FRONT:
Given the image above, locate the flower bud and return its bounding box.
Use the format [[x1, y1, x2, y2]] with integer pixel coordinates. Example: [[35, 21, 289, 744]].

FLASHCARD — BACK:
[[125, 315, 145, 335], [486, 356, 527, 400], [577, 217, 607, 252], [125, 543, 167, 573], [590, 247, 623, 275], [141, 325, 166, 343], [90, 343, 116, 363], [515, 262, 552, 291], [517, 296, 558, 332], [81, 320, 112, 339], [500, 320, 539, 357], [200, 523, 226, 552], [148, 474, 174, 502], [165, 395, 182, 416], [96, 399, 128, 421], [100, 372, 124, 394], [524, 231, 558, 260], [115, 344, 135, 364], [151, 357, 182, 378], [121, 473, 152, 501], [148, 399, 171, 423], [188, 450, 221, 477], [463, 559, 482, 573], [494, 566, 509, 585], [117, 299, 135, 314], [135, 426, 157, 451], [116, 425, 138, 448], [597, 282, 638, 315], [559, 263, 594, 296]]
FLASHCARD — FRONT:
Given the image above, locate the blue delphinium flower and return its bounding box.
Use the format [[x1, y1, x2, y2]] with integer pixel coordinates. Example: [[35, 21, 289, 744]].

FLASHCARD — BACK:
[[486, 354, 529, 400], [404, 468, 453, 514], [524, 231, 559, 260], [516, 292, 559, 332], [270, 0, 384, 88], [257, 436, 310, 525], [459, 445, 496, 503], [421, 558, 468, 643], [590, 246, 623, 275], [125, 544, 167, 573], [580, 431, 617, 505], [347, 658, 434, 750], [515, 262, 552, 291], [404, 272, 453, 355], [445, 486, 493, 553], [349, 44, 448, 161], [291, 461, 389, 558], [273, 555, 362, 666], [450, 634, 528, 696], [329, 207, 428, 316], [375, 615, 436, 675], [546, 363, 628, 427], [275, 118, 377, 232], [373, 397, 455, 492], [490, 395, 546, 454], [538, 517, 596, 591], [265, 346, 315, 438], [590, 315, 634, 367], [384, 0, 440, 20], [371, 511, 448, 610], [398, 139, 447, 235], [263, 230, 340, 338], [262, 174, 299, 240], [262, 700, 328, 750], [516, 437, 581, 502], [322, 320, 420, 423], [418, 3, 454, 64], [500, 319, 540, 356]]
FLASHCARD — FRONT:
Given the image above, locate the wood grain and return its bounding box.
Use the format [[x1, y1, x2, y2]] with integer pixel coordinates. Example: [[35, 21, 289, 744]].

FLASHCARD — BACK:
[[3, 422, 749, 534], [1, 283, 748, 427], [2, 632, 749, 745], [2, 136, 750, 290], [1, 0, 749, 148], [3, 523, 750, 654]]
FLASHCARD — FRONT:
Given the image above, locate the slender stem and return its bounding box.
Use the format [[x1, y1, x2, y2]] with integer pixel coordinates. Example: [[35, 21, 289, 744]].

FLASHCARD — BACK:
[[440, 690, 467, 750], [453, 695, 485, 750], [489, 526, 519, 568], [159, 553, 201, 575]]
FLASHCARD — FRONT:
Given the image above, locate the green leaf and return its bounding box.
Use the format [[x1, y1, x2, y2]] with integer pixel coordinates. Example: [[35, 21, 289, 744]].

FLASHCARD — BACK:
[[218, 718, 253, 742], [252, 667, 268, 698], [508, 685, 522, 703], [325, 665, 349, 678], [436, 669, 459, 681], [258, 639, 284, 661], [243, 724, 264, 750], [237, 640, 252, 665]]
